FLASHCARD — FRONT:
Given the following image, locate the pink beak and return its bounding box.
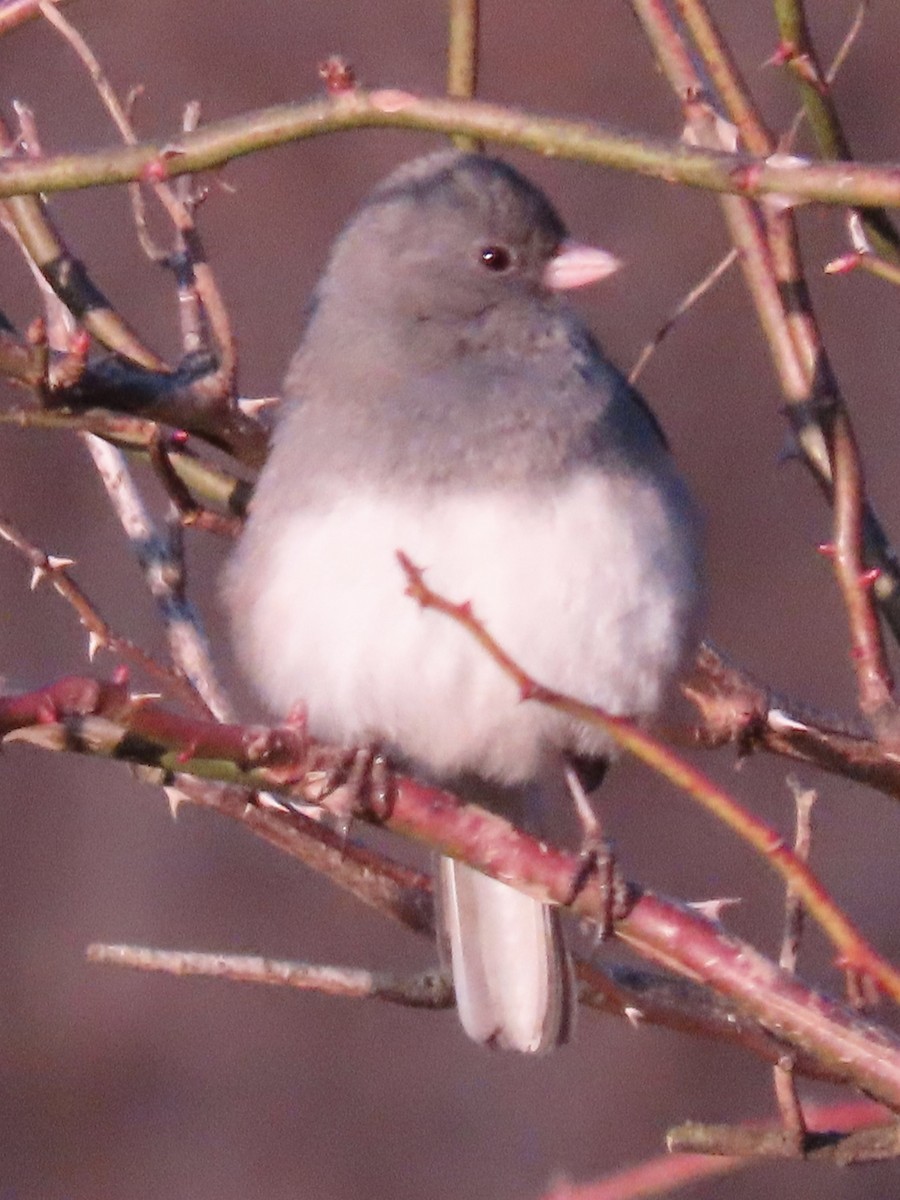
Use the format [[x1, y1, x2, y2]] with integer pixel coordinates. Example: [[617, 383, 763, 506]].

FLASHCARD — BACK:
[[543, 239, 623, 291]]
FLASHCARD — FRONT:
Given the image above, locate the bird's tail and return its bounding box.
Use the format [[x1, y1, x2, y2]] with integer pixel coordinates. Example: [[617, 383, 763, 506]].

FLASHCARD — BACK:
[[437, 856, 574, 1053]]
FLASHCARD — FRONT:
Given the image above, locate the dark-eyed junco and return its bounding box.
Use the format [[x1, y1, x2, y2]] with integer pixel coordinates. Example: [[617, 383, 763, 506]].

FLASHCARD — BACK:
[[226, 151, 703, 1053]]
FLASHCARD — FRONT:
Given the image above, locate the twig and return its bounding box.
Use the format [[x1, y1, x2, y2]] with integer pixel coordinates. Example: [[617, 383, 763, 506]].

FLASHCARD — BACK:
[[447, 0, 482, 152], [1, 91, 900, 209], [772, 0, 899, 262], [673, 0, 773, 153], [0, 402, 252, 513], [541, 1148, 746, 1199], [541, 1101, 892, 1198], [0, 112, 164, 368], [170, 101, 207, 355], [54, 353, 267, 467], [783, 2, 869, 149], [80, 436, 231, 719], [161, 773, 435, 934], [628, 247, 737, 383], [779, 778, 815, 977], [0, 0, 67, 35], [86, 944, 454, 1008], [147, 431, 243, 537], [573, 957, 844, 1084], [824, 408, 899, 733], [685, 642, 900, 806], [0, 515, 203, 706], [772, 778, 816, 1149], [38, 2, 238, 395], [828, 239, 900, 288], [668, 1111, 900, 1164], [37, 1, 166, 267], [630, 0, 900, 654]]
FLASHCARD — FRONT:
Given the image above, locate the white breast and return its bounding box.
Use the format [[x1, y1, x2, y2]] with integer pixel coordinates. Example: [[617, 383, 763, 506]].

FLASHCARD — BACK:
[[230, 469, 700, 784]]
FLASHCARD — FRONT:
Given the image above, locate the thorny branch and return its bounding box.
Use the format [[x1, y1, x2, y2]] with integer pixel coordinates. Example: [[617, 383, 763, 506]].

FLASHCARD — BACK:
[[0, 514, 202, 708], [2, 672, 900, 1106], [628, 0, 900, 655]]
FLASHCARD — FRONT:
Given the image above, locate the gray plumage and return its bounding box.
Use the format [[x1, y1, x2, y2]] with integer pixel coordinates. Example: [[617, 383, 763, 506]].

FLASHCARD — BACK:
[[226, 151, 703, 1053]]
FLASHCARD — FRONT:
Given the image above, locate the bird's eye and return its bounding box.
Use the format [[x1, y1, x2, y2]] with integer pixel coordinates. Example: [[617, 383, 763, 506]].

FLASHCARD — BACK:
[[479, 245, 513, 272]]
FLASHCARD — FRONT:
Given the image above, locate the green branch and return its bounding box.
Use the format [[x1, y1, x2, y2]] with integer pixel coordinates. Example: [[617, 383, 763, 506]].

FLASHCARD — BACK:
[[1, 90, 900, 207]]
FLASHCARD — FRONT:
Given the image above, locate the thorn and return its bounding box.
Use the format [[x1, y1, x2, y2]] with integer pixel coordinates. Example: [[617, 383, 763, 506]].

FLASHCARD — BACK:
[[46, 555, 75, 571], [764, 42, 825, 89], [623, 1006, 645, 1028], [456, 599, 474, 620], [519, 678, 539, 701], [816, 542, 836, 558], [164, 786, 186, 819], [768, 707, 808, 734], [396, 550, 427, 603], [763, 40, 796, 68], [859, 567, 881, 589], [238, 395, 280, 417], [87, 631, 105, 661], [169, 429, 190, 447], [29, 564, 47, 590], [790, 52, 825, 90], [112, 664, 130, 686], [847, 212, 872, 257], [255, 790, 291, 812], [688, 896, 743, 921]]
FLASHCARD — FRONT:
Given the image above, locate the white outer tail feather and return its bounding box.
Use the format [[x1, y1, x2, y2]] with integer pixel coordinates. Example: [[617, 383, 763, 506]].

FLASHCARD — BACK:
[[438, 857, 574, 1053]]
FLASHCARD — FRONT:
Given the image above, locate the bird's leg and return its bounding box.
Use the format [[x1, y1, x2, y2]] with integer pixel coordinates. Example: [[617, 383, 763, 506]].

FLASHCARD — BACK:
[[562, 757, 627, 939]]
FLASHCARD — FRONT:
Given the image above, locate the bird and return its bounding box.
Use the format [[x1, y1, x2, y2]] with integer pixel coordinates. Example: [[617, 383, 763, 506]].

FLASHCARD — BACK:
[[225, 150, 703, 1053]]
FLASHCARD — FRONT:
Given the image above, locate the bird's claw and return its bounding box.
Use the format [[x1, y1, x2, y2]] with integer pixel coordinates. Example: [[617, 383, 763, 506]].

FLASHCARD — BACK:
[[318, 743, 394, 832]]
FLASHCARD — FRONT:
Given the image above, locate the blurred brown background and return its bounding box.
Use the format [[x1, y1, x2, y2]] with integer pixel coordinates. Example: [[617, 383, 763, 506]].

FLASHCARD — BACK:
[[1, 2, 899, 1197]]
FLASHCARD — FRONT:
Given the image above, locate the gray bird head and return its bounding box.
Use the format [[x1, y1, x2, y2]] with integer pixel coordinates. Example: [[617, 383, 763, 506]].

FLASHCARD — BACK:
[[312, 151, 621, 329]]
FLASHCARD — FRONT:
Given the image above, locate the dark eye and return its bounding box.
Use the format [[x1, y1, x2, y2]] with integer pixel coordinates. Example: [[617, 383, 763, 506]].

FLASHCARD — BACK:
[[479, 245, 513, 272]]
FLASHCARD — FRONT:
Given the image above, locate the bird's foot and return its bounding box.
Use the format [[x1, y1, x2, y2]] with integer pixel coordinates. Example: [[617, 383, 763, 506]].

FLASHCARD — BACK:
[[317, 742, 394, 836], [565, 835, 630, 941], [562, 758, 628, 939]]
